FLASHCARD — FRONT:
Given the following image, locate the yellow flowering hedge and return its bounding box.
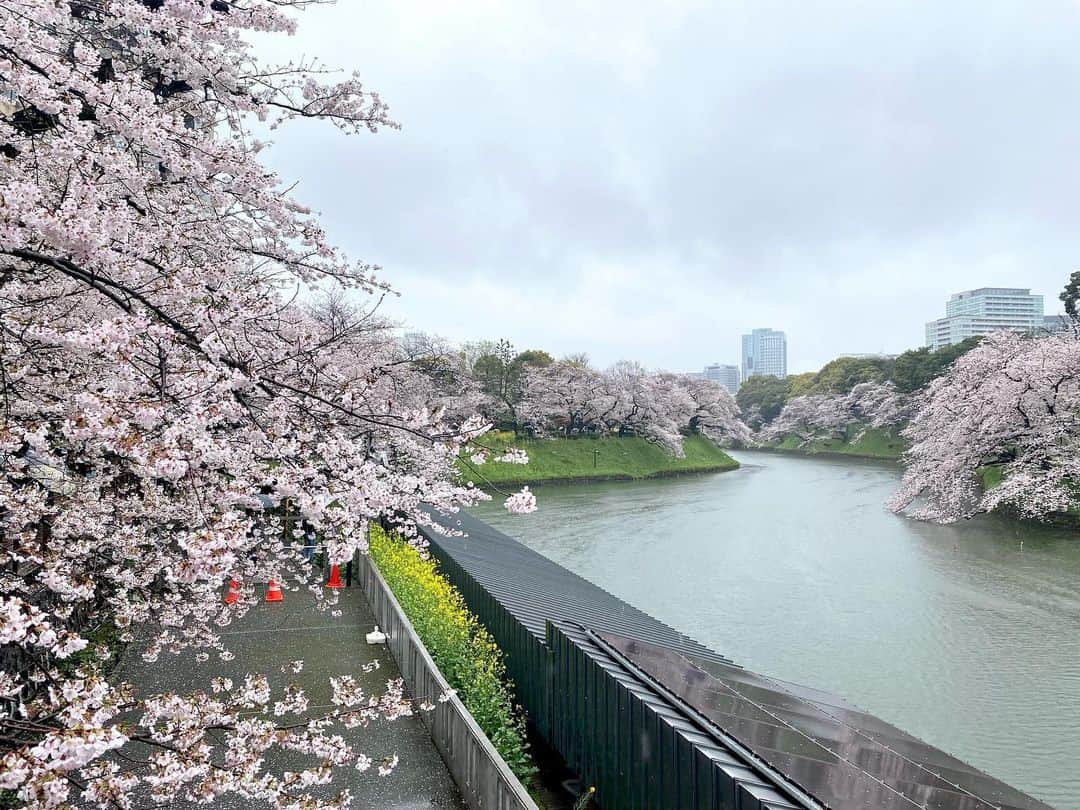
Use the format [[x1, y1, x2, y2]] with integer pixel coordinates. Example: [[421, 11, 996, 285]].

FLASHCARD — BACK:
[[368, 525, 535, 780]]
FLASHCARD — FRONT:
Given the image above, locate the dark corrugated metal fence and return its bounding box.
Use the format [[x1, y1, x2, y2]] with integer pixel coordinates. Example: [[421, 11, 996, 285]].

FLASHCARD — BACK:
[[547, 623, 802, 810], [420, 514, 809, 810]]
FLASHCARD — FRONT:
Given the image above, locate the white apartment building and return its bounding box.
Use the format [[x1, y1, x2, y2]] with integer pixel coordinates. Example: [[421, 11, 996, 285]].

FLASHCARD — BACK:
[[925, 288, 1044, 350], [703, 363, 740, 395], [741, 328, 787, 380]]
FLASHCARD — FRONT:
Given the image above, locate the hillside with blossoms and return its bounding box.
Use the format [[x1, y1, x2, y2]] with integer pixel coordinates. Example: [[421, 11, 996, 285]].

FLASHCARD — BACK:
[[735, 338, 985, 457], [735, 304, 1080, 525], [389, 337, 749, 485]]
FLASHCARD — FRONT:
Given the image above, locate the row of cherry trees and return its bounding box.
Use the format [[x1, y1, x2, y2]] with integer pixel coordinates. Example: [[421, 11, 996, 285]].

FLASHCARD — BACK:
[[756, 381, 914, 446], [399, 337, 752, 457], [0, 2, 530, 807], [514, 361, 750, 455]]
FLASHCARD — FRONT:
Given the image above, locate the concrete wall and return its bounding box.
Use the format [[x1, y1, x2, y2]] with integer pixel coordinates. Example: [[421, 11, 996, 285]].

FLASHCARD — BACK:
[[355, 552, 539, 810]]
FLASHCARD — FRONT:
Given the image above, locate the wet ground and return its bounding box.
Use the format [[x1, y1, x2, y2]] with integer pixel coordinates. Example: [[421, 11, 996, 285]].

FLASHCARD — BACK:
[[110, 580, 464, 809]]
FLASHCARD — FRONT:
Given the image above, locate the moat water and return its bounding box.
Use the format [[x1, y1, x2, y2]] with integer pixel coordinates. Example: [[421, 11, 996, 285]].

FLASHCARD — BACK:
[[469, 449, 1080, 809]]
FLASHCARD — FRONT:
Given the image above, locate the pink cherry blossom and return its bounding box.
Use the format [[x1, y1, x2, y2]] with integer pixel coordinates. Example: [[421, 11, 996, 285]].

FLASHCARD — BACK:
[[517, 361, 748, 454], [0, 1, 499, 805], [889, 330, 1080, 523], [504, 486, 538, 514]]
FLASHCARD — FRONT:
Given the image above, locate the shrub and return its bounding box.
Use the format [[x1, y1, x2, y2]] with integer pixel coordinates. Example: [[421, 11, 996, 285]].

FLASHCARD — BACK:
[[368, 526, 536, 781]]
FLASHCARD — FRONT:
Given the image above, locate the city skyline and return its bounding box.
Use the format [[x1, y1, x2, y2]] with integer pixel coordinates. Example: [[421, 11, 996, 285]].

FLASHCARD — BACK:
[[396, 278, 1071, 376], [683, 282, 1069, 379], [414, 276, 1069, 378]]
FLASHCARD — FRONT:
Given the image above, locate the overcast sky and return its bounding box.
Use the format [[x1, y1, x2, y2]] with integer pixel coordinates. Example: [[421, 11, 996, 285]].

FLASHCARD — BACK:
[[256, 1, 1080, 374]]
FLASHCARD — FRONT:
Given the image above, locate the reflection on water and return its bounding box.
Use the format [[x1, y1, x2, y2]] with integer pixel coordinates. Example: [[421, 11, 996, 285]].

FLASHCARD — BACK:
[[469, 450, 1080, 809]]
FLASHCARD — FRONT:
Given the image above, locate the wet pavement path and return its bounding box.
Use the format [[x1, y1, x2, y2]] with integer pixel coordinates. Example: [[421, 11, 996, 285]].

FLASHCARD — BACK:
[[111, 580, 464, 809]]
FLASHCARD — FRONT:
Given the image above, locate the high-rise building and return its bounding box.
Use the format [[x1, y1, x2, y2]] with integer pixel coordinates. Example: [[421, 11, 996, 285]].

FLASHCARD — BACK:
[[703, 363, 740, 395], [924, 288, 1044, 350], [741, 328, 787, 380]]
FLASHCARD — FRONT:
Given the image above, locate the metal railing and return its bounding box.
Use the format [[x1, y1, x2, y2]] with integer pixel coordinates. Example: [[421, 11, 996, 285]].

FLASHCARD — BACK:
[[354, 551, 538, 810]]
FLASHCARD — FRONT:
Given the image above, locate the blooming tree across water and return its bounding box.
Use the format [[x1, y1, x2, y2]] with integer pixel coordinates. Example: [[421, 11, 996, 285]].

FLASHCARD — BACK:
[[889, 331, 1080, 523], [517, 361, 748, 455], [757, 381, 913, 447], [0, 0, 528, 805]]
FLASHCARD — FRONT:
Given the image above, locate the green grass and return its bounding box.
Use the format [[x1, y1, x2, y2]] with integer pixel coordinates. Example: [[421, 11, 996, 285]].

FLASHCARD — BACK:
[[762, 427, 906, 460], [458, 434, 739, 486], [977, 463, 1006, 491]]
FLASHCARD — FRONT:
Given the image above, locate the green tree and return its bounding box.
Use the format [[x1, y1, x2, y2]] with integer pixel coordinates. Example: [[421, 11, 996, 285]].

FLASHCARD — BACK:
[[513, 349, 554, 368], [470, 342, 555, 426], [782, 372, 816, 400], [1061, 270, 1080, 318], [889, 337, 981, 393], [736, 375, 790, 428], [472, 339, 519, 421], [803, 356, 890, 395]]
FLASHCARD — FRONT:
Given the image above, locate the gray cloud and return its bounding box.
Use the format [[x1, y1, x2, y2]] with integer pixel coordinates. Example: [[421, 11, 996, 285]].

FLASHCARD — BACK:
[[258, 0, 1080, 372]]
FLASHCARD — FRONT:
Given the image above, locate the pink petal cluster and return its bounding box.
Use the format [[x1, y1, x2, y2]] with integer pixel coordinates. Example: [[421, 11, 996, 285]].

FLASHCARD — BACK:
[[494, 448, 529, 465], [504, 487, 538, 514]]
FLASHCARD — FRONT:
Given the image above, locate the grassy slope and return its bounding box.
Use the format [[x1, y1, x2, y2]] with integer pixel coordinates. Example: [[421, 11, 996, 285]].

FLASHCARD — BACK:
[[458, 434, 739, 486], [762, 426, 906, 460], [976, 464, 1005, 491]]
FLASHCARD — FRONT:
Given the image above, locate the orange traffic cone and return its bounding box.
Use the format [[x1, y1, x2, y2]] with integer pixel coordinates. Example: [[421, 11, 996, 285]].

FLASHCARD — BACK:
[[265, 579, 284, 603], [224, 579, 241, 605], [325, 564, 344, 589]]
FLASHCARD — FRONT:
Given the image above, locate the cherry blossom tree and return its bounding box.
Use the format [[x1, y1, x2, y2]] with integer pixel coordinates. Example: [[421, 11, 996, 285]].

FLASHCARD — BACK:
[[517, 362, 613, 438], [757, 381, 911, 446], [598, 362, 691, 455], [844, 381, 914, 431], [0, 1, 527, 805], [889, 331, 1080, 523], [517, 363, 747, 455], [662, 374, 751, 447], [757, 393, 848, 444]]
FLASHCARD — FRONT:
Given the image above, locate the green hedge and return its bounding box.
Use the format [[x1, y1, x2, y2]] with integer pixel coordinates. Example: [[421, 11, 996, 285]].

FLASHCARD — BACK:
[[368, 525, 535, 781]]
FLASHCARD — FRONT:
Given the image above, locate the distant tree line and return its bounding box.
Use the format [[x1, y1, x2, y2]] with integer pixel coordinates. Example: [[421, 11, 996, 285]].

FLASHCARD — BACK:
[[400, 337, 749, 456], [735, 338, 982, 430], [407, 268, 1080, 525]]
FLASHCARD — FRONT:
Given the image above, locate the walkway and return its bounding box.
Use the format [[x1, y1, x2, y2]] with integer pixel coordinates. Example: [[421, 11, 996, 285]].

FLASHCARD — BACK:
[[112, 579, 464, 809]]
